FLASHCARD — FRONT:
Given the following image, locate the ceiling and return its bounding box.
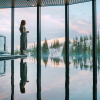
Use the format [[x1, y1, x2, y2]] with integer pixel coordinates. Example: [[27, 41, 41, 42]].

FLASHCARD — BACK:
[[0, 0, 92, 8]]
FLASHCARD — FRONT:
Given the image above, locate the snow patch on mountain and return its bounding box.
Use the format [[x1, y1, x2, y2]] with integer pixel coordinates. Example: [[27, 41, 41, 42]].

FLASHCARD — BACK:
[[49, 46, 63, 58]]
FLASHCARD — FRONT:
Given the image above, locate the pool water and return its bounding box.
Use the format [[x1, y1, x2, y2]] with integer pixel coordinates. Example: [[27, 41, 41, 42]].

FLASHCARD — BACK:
[[0, 56, 100, 100]]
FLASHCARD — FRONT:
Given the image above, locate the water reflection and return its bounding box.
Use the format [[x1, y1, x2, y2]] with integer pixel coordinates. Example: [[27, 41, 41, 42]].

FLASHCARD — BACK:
[[98, 57, 100, 74], [20, 59, 29, 93], [0, 61, 6, 77], [33, 55, 98, 73], [42, 56, 48, 67], [0, 55, 99, 100], [11, 60, 14, 100], [50, 57, 61, 66]]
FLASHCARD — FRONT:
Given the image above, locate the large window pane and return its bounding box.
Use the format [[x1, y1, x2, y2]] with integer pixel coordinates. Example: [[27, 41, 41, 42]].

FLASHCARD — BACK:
[[0, 8, 11, 54], [69, 2, 92, 100], [14, 7, 37, 55], [97, 0, 100, 99], [14, 7, 37, 99], [41, 6, 65, 100]]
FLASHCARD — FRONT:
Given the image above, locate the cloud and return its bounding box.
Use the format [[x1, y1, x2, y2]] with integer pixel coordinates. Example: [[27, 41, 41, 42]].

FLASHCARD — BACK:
[[0, 28, 11, 32], [77, 21, 86, 25], [0, 3, 100, 48], [41, 14, 65, 27], [69, 18, 92, 35], [0, 9, 11, 16]]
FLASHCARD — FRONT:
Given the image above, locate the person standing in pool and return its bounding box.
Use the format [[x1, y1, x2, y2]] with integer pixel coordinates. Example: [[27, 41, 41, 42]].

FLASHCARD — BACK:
[[19, 20, 29, 55]]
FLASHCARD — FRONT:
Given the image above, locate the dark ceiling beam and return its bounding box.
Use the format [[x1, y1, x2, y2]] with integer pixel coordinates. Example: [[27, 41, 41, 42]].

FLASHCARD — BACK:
[[11, 0, 14, 8], [0, 0, 92, 8], [65, 0, 69, 4]]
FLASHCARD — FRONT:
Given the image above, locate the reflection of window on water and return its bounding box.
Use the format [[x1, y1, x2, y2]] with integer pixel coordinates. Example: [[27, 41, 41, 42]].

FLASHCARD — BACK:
[[0, 61, 6, 76]]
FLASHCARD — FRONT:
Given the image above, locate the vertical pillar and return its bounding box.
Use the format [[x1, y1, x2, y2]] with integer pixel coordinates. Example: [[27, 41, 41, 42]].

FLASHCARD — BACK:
[[11, 60, 14, 100], [92, 0, 97, 100], [37, 0, 41, 100], [11, 0, 14, 55], [65, 1, 69, 100], [4, 61, 6, 73], [4, 37, 6, 51]]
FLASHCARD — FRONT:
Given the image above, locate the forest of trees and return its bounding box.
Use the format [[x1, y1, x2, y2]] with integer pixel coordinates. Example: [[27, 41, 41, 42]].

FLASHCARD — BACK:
[[50, 39, 63, 49], [62, 31, 100, 56], [14, 38, 63, 55], [31, 42, 37, 56], [42, 38, 49, 55], [14, 31, 100, 56]]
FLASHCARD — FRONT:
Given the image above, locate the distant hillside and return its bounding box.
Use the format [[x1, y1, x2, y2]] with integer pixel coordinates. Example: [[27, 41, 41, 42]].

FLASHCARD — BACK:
[[14, 37, 65, 50]]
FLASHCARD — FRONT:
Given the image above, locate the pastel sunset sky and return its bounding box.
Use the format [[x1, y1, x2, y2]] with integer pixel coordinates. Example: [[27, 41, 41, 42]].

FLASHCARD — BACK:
[[0, 0, 100, 51]]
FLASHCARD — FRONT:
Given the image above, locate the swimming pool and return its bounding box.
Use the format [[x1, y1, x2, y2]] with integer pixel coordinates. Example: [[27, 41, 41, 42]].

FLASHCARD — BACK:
[[0, 56, 100, 100]]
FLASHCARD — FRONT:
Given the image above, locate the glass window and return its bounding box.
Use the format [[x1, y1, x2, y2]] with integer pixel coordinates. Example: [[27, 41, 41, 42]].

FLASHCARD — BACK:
[[41, 6, 65, 100], [0, 8, 11, 54], [97, 0, 100, 99], [14, 7, 37, 55], [14, 7, 37, 99], [69, 2, 92, 100]]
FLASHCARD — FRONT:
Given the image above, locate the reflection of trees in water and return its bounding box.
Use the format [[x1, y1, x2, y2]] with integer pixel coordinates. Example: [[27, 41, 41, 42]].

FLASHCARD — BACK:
[[42, 56, 48, 67], [70, 56, 91, 70], [62, 55, 71, 66], [98, 57, 100, 74], [42, 56, 63, 67], [31, 55, 37, 64], [50, 57, 61, 66], [31, 55, 100, 74]]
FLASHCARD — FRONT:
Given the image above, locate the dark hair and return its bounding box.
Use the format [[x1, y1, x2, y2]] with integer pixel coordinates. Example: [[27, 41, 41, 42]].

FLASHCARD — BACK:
[[20, 83, 25, 93], [19, 20, 26, 31], [20, 87, 25, 93]]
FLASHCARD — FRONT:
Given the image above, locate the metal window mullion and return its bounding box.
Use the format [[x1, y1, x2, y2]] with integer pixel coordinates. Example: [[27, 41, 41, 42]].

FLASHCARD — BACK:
[[92, 0, 97, 100], [65, 3, 69, 100], [11, 7, 14, 55], [11, 60, 14, 100], [37, 3, 41, 100], [4, 61, 6, 73], [4, 37, 6, 51]]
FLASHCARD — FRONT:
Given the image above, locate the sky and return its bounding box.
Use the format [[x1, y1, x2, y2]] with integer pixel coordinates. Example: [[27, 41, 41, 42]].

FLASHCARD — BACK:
[[0, 0, 100, 52]]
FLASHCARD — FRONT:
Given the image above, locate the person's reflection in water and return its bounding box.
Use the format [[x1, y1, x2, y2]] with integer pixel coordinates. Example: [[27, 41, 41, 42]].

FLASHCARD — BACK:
[[20, 59, 29, 93]]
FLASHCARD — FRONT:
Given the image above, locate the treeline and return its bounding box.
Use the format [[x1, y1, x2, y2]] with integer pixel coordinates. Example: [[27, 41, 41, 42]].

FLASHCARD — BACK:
[[50, 39, 63, 49], [14, 31, 100, 56], [14, 38, 63, 55], [62, 31, 100, 56], [69, 35, 92, 55]]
